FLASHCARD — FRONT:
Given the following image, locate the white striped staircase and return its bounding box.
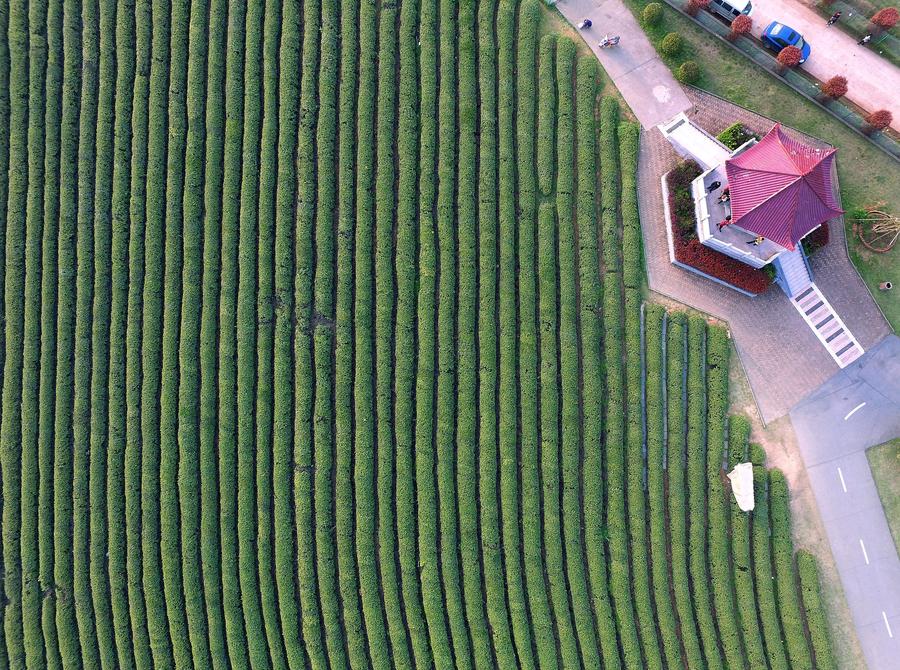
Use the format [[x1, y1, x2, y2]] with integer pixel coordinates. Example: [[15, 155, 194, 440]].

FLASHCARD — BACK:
[[791, 283, 865, 368]]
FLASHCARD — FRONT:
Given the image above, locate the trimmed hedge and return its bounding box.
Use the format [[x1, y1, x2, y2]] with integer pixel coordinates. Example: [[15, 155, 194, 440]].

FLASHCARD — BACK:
[[796, 551, 837, 670], [665, 313, 706, 670], [619, 122, 643, 290], [770, 470, 814, 669], [538, 34, 556, 197], [517, 5, 559, 668], [727, 416, 768, 670]]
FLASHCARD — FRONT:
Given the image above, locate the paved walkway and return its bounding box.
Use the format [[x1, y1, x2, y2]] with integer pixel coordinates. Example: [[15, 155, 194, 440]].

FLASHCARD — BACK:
[[750, 0, 900, 131], [554, 0, 691, 127], [790, 335, 900, 670], [637, 88, 892, 422]]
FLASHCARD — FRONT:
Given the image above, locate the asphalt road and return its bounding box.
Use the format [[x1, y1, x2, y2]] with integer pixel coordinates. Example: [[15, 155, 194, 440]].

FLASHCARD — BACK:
[[791, 334, 900, 669]]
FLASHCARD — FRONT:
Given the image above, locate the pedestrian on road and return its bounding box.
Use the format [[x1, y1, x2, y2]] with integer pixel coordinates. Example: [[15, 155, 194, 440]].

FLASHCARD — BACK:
[[717, 215, 732, 231], [707, 180, 721, 193], [827, 10, 841, 25], [858, 33, 872, 45], [717, 187, 730, 203], [578, 18, 592, 29]]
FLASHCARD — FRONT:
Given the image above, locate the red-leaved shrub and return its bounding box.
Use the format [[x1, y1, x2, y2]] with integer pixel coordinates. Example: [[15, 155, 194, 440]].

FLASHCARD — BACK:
[[728, 15, 752, 41], [685, 0, 708, 16], [819, 75, 848, 100], [665, 165, 772, 294], [776, 46, 803, 72], [870, 7, 899, 32], [862, 109, 893, 134]]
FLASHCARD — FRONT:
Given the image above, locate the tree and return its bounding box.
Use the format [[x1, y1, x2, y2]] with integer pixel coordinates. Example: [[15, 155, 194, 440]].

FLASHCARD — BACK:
[[818, 75, 848, 101], [685, 0, 709, 17], [870, 7, 899, 33], [862, 109, 893, 135], [728, 15, 752, 41], [776, 46, 802, 73]]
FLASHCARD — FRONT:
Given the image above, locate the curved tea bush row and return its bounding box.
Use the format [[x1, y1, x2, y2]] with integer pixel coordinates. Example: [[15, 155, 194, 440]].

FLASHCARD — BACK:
[[577, 58, 621, 670], [665, 312, 706, 670], [556, 37, 601, 670], [644, 305, 684, 670], [770, 470, 814, 670], [497, 2, 533, 667], [395, 0, 431, 666], [516, 4, 558, 668], [687, 316, 723, 670], [727, 416, 768, 670], [706, 326, 746, 670], [752, 468, 790, 670], [796, 551, 837, 670]]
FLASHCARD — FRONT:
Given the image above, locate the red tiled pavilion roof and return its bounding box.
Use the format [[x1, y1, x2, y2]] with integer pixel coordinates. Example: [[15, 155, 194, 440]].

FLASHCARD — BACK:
[[724, 124, 843, 250]]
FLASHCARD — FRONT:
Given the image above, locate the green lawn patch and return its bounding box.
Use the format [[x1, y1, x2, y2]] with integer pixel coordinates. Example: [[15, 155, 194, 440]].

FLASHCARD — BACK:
[[867, 439, 900, 557]]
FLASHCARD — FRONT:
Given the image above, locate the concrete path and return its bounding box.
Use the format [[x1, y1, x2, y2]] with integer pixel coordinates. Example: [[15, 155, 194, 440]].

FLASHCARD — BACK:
[[554, 0, 691, 127], [750, 0, 900, 131], [791, 335, 900, 670]]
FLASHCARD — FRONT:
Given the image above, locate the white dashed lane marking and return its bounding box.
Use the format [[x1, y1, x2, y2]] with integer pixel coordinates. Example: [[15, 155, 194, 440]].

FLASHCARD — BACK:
[[838, 467, 847, 493], [883, 611, 894, 639], [860, 539, 870, 565], [843, 401, 866, 421]]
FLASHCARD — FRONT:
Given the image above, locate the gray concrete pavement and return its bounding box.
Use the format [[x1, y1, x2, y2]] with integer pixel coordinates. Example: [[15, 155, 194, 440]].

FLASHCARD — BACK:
[[554, 0, 692, 127], [791, 335, 900, 670]]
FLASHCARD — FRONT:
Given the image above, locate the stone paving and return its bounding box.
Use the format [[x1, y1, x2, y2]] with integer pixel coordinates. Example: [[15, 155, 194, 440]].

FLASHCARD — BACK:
[[638, 87, 892, 422]]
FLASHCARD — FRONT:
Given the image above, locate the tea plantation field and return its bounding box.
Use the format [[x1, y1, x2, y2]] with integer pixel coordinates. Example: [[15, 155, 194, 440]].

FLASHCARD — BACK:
[[0, 0, 837, 667]]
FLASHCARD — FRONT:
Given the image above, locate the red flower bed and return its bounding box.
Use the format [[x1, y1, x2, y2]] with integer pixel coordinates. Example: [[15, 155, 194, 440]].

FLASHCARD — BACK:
[[666, 164, 773, 295]]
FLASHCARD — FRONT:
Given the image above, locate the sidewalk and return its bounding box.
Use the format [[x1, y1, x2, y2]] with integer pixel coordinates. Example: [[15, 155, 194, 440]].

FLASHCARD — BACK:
[[554, 0, 692, 127], [750, 0, 900, 131]]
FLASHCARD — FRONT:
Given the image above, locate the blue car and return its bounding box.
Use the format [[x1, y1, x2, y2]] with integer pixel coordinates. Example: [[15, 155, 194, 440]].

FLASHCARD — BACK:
[[762, 22, 811, 63]]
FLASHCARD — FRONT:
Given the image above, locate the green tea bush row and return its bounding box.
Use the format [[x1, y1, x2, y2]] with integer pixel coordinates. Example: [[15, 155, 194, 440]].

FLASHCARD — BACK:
[[216, 0, 249, 662], [158, 0, 193, 662], [139, 0, 172, 658], [252, 0, 288, 661], [414, 0, 453, 662], [577, 56, 621, 670], [314, 0, 349, 664], [538, 35, 556, 196], [645, 306, 684, 670], [39, 0, 67, 664], [19, 0, 49, 664], [497, 2, 533, 666], [624, 291, 662, 670], [796, 551, 837, 670], [516, 4, 558, 668], [73, 0, 102, 662], [619, 122, 642, 290], [557, 36, 602, 669], [706, 327, 746, 670], [665, 313, 706, 670], [435, 0, 471, 665], [601, 99, 643, 670], [234, 0, 266, 668], [752, 468, 789, 670], [686, 317, 722, 670], [539, 201, 580, 669], [727, 417, 767, 670], [92, 0, 124, 663], [769, 470, 814, 669], [394, 0, 431, 665], [456, 2, 487, 669]]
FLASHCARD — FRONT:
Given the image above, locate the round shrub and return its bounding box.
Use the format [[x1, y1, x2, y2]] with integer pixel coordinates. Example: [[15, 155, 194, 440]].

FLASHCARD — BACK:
[[819, 75, 848, 100], [642, 2, 663, 25], [684, 0, 708, 16], [728, 15, 752, 41], [749, 443, 767, 466], [871, 7, 899, 32], [776, 45, 802, 72], [676, 60, 700, 84], [659, 32, 684, 57], [863, 109, 893, 134]]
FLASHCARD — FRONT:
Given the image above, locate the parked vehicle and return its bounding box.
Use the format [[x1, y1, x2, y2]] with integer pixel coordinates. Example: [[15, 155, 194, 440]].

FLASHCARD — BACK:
[[762, 21, 812, 63], [708, 0, 753, 23]]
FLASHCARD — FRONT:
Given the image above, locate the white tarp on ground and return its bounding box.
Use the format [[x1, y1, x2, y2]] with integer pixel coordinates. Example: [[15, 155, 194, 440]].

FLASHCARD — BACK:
[[728, 462, 755, 511]]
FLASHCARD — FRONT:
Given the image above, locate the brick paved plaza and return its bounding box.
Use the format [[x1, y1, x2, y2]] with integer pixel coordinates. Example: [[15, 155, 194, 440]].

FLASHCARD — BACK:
[[638, 88, 892, 422]]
